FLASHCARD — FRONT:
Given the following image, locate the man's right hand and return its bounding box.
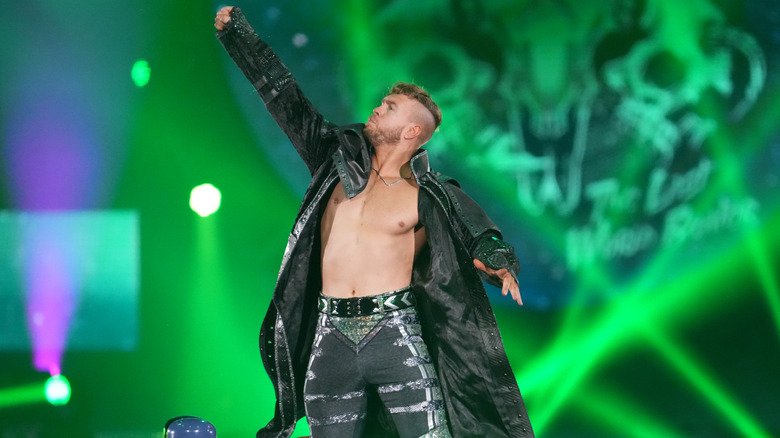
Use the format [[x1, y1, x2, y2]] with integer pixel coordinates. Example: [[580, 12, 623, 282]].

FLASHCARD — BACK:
[[215, 6, 234, 31]]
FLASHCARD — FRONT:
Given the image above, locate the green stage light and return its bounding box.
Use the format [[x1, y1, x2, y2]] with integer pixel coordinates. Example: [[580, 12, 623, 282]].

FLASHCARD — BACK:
[[0, 382, 46, 409], [131, 60, 151, 87], [645, 329, 772, 438], [190, 184, 222, 217], [44, 375, 71, 406], [573, 383, 686, 438]]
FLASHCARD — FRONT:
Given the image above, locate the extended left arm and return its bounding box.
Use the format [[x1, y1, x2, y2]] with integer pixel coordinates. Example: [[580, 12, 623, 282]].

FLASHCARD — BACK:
[[437, 179, 523, 305], [472, 233, 522, 305]]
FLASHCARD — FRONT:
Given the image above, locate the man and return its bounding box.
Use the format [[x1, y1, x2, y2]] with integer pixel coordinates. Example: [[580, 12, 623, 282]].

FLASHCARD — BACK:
[[215, 6, 534, 437]]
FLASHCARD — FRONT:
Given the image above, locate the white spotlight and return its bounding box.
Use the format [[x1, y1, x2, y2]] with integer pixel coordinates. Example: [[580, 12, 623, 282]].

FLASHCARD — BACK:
[[190, 184, 222, 217]]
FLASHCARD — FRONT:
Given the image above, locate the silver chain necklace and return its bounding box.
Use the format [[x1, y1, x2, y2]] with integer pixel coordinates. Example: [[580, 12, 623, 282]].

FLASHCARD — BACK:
[[371, 166, 408, 187]]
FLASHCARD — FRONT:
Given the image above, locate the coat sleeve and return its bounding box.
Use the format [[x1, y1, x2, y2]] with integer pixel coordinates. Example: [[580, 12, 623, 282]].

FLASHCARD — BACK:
[[216, 7, 337, 174], [439, 180, 521, 287]]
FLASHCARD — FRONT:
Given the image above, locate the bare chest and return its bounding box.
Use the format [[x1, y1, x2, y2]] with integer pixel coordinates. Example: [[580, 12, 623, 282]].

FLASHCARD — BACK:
[[322, 178, 419, 236]]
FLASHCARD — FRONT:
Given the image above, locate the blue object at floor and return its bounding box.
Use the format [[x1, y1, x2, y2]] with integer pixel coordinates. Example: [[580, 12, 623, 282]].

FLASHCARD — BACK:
[[164, 416, 216, 437]]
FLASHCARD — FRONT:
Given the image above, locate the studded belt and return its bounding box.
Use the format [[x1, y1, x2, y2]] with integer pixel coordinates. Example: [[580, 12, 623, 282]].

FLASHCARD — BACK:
[[318, 287, 416, 317]]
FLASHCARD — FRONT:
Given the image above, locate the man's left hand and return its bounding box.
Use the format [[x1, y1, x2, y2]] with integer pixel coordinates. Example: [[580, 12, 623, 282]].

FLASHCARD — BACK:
[[473, 259, 523, 305]]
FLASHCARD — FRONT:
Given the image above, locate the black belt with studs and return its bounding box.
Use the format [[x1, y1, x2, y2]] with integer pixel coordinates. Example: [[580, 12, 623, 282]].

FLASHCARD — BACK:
[[318, 287, 416, 317]]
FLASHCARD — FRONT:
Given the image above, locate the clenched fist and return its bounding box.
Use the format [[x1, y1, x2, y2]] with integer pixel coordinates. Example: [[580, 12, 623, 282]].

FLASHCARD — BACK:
[[214, 6, 234, 31]]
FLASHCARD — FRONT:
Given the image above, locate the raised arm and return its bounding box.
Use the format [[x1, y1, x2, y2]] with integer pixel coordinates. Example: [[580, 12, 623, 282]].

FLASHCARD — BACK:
[[214, 6, 337, 174]]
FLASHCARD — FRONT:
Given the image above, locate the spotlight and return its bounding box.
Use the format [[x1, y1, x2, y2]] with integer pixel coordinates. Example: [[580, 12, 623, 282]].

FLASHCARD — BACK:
[[44, 375, 71, 406], [131, 60, 151, 87], [190, 184, 222, 217]]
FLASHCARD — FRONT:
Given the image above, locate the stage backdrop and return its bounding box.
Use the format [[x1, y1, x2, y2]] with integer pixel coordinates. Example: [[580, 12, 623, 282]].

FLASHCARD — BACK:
[[1, 0, 778, 437]]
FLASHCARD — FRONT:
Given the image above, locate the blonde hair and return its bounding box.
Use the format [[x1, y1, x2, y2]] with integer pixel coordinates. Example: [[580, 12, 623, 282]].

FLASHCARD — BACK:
[[387, 82, 442, 130]]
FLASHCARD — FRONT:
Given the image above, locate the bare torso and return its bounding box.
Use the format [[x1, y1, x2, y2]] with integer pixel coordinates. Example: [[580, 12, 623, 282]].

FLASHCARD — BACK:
[[320, 171, 426, 298]]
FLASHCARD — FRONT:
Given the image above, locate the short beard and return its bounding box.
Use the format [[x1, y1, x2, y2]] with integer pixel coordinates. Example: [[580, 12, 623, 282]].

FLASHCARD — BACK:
[[364, 124, 403, 146]]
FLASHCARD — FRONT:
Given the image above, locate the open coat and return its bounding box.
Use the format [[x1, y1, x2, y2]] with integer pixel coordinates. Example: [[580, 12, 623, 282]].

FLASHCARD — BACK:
[[217, 8, 534, 437]]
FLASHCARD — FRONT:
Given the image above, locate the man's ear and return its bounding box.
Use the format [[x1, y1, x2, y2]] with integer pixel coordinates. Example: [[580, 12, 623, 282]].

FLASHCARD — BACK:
[[404, 124, 422, 140]]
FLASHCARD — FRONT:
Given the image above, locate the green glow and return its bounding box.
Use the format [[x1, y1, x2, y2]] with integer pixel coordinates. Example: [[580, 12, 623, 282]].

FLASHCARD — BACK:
[[190, 184, 222, 217], [745, 225, 780, 343], [2, 1, 777, 436], [44, 375, 71, 406], [520, 190, 772, 432], [522, 231, 774, 434], [573, 383, 686, 438], [131, 60, 151, 87], [338, 0, 396, 117], [292, 418, 311, 437], [0, 382, 46, 409], [743, 81, 780, 157], [645, 329, 772, 438], [510, 2, 777, 435], [696, 109, 780, 341]]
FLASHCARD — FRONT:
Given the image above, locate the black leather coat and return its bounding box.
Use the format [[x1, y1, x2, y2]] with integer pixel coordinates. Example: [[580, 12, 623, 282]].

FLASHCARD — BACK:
[[217, 8, 533, 437]]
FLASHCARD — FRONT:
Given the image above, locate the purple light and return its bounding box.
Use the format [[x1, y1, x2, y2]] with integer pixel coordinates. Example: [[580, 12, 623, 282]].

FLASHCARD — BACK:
[[23, 225, 79, 374], [1, 1, 139, 377], [5, 95, 104, 210], [4, 82, 102, 375]]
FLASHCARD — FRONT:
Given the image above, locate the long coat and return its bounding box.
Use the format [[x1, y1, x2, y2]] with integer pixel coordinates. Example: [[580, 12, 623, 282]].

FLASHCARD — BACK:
[[217, 8, 534, 437]]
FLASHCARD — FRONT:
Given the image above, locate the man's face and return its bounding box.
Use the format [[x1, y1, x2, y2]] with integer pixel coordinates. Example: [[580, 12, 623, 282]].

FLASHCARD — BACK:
[[364, 94, 414, 146]]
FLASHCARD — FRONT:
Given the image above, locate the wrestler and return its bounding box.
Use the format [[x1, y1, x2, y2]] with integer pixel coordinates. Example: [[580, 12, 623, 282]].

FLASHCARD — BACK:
[[215, 6, 533, 437]]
